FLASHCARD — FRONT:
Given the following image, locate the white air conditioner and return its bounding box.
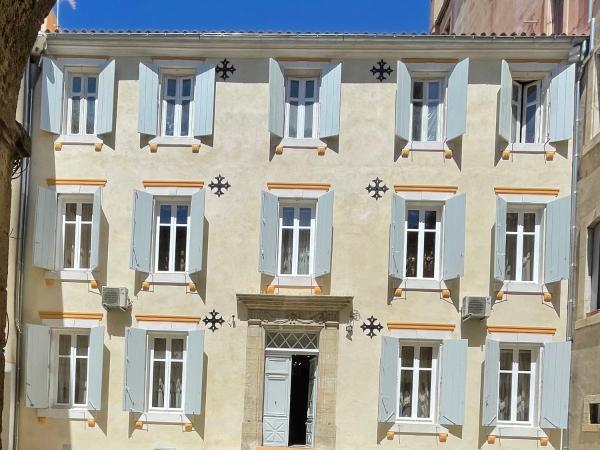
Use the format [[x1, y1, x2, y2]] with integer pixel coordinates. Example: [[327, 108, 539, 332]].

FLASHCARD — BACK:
[[101, 287, 130, 311], [462, 296, 491, 321]]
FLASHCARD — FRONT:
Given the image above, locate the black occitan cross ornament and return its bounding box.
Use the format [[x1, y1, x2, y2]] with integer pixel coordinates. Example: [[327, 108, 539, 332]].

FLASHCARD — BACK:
[[208, 174, 231, 197], [216, 58, 236, 81], [365, 177, 389, 200], [203, 309, 225, 332], [370, 59, 393, 82], [360, 316, 383, 339]]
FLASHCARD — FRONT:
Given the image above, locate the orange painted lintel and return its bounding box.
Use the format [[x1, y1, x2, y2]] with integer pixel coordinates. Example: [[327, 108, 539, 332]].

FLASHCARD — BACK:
[[39, 311, 103, 320], [142, 180, 204, 188], [487, 326, 556, 335], [387, 322, 455, 331], [267, 182, 330, 191], [135, 314, 202, 324], [47, 178, 107, 186], [402, 58, 459, 64], [494, 187, 559, 196], [394, 184, 458, 194]]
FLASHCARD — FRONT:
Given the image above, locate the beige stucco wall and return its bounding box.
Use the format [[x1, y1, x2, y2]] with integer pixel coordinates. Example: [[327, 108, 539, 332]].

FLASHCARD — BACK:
[[12, 35, 577, 450]]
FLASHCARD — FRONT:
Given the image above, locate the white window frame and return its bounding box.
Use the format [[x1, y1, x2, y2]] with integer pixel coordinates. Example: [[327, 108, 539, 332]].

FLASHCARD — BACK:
[[409, 78, 445, 143], [404, 203, 442, 280], [64, 70, 98, 136], [277, 201, 316, 277], [153, 198, 191, 274], [497, 345, 539, 426], [147, 333, 187, 413], [49, 328, 90, 409], [57, 194, 94, 271], [504, 206, 544, 284], [511, 80, 544, 144], [396, 341, 439, 423], [284, 77, 320, 140], [160, 73, 195, 138]]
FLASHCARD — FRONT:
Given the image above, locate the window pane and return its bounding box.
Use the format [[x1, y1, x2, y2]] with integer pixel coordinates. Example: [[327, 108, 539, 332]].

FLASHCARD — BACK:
[[512, 84, 520, 102], [282, 207, 294, 227], [71, 96, 80, 134], [154, 338, 166, 359], [424, 211, 436, 230], [427, 101, 439, 141], [522, 235, 535, 281], [72, 76, 82, 93], [526, 84, 538, 103], [86, 97, 95, 134], [511, 104, 518, 142], [182, 79, 192, 97], [505, 234, 517, 281], [165, 99, 175, 136], [428, 81, 440, 100], [280, 229, 293, 274], [419, 347, 432, 368], [525, 105, 537, 143], [170, 362, 183, 408], [76, 334, 89, 356], [172, 339, 184, 359], [304, 101, 314, 138], [399, 370, 413, 417], [174, 227, 187, 272], [299, 208, 311, 227], [417, 371, 432, 418], [305, 80, 315, 98], [523, 213, 536, 232], [158, 227, 171, 271], [63, 223, 76, 269], [180, 100, 190, 136], [87, 77, 97, 94], [288, 101, 298, 138], [407, 210, 419, 229], [160, 205, 172, 224], [74, 358, 87, 404], [506, 213, 518, 232], [517, 373, 531, 421], [500, 349, 513, 370], [423, 232, 436, 278], [499, 373, 512, 421], [152, 361, 165, 407], [81, 203, 93, 221], [176, 205, 188, 224], [290, 80, 299, 98], [518, 350, 531, 371], [297, 229, 311, 275], [57, 358, 70, 404], [411, 102, 422, 141], [59, 334, 71, 355], [166, 78, 176, 97], [405, 231, 418, 277], [412, 81, 423, 100], [401, 346, 414, 367], [79, 223, 91, 269]]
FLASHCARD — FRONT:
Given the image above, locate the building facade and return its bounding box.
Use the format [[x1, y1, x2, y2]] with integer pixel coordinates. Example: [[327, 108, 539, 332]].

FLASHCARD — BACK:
[[4, 31, 582, 450]]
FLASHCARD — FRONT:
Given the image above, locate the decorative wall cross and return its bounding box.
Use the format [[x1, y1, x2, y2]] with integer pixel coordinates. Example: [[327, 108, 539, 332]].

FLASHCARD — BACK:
[[370, 59, 393, 82], [216, 58, 236, 81], [360, 316, 383, 339], [208, 174, 231, 197], [365, 177, 388, 200], [203, 309, 225, 332]]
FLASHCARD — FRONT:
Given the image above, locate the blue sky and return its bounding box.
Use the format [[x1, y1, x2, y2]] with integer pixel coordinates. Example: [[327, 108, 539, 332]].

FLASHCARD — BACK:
[[55, 0, 430, 33]]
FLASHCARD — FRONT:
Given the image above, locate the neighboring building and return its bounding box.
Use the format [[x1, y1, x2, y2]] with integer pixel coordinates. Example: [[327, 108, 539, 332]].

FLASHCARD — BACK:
[[4, 30, 583, 450]]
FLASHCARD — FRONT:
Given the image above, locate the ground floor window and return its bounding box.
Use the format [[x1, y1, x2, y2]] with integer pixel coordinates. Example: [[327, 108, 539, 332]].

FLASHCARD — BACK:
[[498, 346, 538, 424], [397, 342, 438, 421], [148, 334, 186, 411], [51, 329, 90, 408]]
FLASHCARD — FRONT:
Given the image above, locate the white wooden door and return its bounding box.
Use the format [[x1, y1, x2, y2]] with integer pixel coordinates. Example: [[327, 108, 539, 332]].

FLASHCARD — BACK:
[[305, 357, 318, 447], [262, 355, 292, 447]]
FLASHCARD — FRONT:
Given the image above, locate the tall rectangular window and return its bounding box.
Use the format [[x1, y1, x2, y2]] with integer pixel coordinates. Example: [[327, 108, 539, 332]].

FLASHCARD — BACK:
[[285, 78, 319, 139], [162, 76, 194, 137], [149, 335, 186, 411], [52, 330, 90, 408], [154, 201, 190, 273], [498, 347, 537, 424], [405, 205, 442, 279], [590, 222, 600, 311], [511, 80, 542, 144], [60, 197, 93, 270], [397, 343, 438, 421], [278, 204, 315, 276], [505, 209, 542, 282], [410, 79, 443, 142], [67, 73, 97, 136]]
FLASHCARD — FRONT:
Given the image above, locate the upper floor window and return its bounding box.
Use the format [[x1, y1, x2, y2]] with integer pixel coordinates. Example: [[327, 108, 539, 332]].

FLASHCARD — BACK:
[[148, 334, 186, 411], [398, 342, 438, 421], [154, 200, 190, 273], [589, 222, 600, 311], [505, 208, 542, 283], [278, 203, 316, 276], [59, 196, 93, 271], [285, 78, 319, 140], [498, 346, 538, 425], [161, 76, 194, 138], [410, 79, 444, 142], [51, 329, 90, 408], [405, 205, 442, 279], [511, 81, 543, 144], [66, 73, 97, 136]]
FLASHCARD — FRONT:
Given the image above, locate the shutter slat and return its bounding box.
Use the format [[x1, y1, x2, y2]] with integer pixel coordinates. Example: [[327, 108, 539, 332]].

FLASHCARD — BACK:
[[482, 339, 500, 426], [138, 62, 159, 136], [544, 195, 571, 283], [389, 194, 406, 279], [319, 63, 342, 138], [395, 61, 411, 142], [188, 189, 205, 274], [446, 58, 469, 142], [193, 63, 216, 137], [443, 194, 466, 280], [268, 58, 285, 137], [129, 190, 153, 273], [378, 336, 399, 423], [498, 60, 513, 142], [96, 59, 115, 135], [87, 326, 105, 411], [439, 339, 468, 425], [549, 64, 575, 143], [40, 57, 64, 134], [494, 196, 507, 282], [24, 324, 50, 408], [122, 327, 147, 412], [89, 188, 102, 271], [258, 190, 279, 276], [184, 330, 205, 415], [540, 341, 571, 429], [314, 191, 334, 276], [33, 186, 57, 271]]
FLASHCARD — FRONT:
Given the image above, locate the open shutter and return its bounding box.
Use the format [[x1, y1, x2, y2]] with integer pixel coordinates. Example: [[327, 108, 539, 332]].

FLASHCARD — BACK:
[[87, 326, 105, 411], [89, 188, 102, 271], [96, 59, 116, 135], [439, 339, 468, 426], [395, 61, 411, 142], [544, 195, 571, 284], [319, 63, 342, 139], [33, 186, 57, 271], [268, 58, 285, 137], [24, 324, 50, 408], [314, 191, 334, 277], [494, 196, 507, 282], [378, 336, 399, 423], [443, 194, 466, 280], [40, 57, 64, 134], [193, 63, 216, 137], [498, 60, 513, 142], [549, 64, 575, 143], [259, 190, 279, 276], [188, 189, 205, 274], [482, 339, 500, 427], [184, 329, 205, 415], [123, 327, 147, 412], [540, 341, 571, 429], [446, 58, 469, 142], [138, 62, 159, 136], [129, 190, 153, 273], [389, 194, 406, 279]]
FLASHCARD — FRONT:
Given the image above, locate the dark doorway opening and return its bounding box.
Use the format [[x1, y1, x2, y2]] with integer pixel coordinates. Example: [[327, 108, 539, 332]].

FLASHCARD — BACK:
[[288, 355, 314, 446]]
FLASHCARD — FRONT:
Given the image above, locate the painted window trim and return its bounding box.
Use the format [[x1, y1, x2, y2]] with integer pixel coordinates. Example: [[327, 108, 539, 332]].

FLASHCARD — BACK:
[[160, 74, 195, 138], [511, 80, 544, 144], [503, 142, 556, 154], [136, 320, 199, 332], [404, 203, 443, 281], [389, 329, 453, 341], [55, 134, 103, 146], [409, 78, 446, 143], [504, 206, 544, 284], [389, 421, 449, 435], [36, 407, 90, 420], [45, 270, 94, 282], [56, 194, 94, 272], [64, 71, 98, 137], [278, 137, 327, 149], [490, 425, 548, 439], [148, 135, 202, 147], [284, 77, 320, 140], [153, 198, 191, 274], [40, 318, 102, 329], [277, 202, 316, 277]]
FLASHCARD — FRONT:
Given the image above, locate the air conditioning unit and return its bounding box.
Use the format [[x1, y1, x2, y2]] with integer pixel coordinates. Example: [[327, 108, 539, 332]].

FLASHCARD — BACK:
[[462, 296, 492, 321], [101, 287, 130, 311]]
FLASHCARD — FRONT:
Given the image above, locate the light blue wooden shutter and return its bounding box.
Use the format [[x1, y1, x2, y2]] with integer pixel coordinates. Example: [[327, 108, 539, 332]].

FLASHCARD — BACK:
[[96, 59, 115, 135], [439, 339, 468, 426], [482, 339, 500, 426], [540, 341, 571, 429], [184, 329, 205, 415], [544, 195, 571, 283], [193, 63, 216, 137], [188, 189, 205, 274], [498, 60, 513, 142], [129, 190, 153, 273], [389, 194, 406, 279], [494, 196, 507, 282], [395, 61, 411, 142], [378, 336, 399, 423], [268, 58, 285, 137], [549, 64, 575, 143], [123, 327, 147, 412], [87, 326, 105, 411], [314, 191, 334, 277], [446, 58, 469, 142], [90, 188, 102, 272], [40, 57, 64, 134], [24, 324, 50, 408], [319, 63, 342, 139], [259, 190, 279, 276], [33, 186, 57, 271], [443, 194, 466, 280], [138, 62, 159, 135]]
